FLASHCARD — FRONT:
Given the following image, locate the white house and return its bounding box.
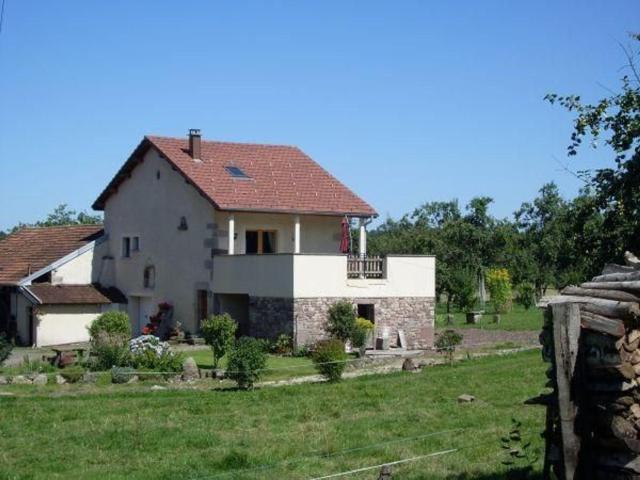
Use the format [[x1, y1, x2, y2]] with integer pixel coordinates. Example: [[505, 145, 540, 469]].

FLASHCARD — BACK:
[[0, 225, 126, 347], [92, 130, 436, 349], [0, 130, 436, 349]]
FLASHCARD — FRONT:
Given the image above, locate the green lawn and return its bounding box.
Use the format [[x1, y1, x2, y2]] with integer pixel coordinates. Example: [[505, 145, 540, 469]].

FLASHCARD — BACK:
[[0, 350, 547, 479], [435, 304, 544, 331], [189, 349, 318, 381]]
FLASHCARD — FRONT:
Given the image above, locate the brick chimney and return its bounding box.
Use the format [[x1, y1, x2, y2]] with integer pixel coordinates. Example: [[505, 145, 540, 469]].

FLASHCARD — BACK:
[[188, 129, 201, 160]]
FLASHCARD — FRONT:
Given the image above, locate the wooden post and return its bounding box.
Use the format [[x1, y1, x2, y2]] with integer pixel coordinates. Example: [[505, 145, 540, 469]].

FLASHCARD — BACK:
[[378, 465, 392, 479], [551, 302, 582, 480]]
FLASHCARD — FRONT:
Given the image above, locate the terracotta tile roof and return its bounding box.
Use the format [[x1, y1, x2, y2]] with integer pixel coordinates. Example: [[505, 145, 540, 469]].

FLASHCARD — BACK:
[[0, 225, 104, 285], [93, 135, 377, 217], [27, 283, 127, 305]]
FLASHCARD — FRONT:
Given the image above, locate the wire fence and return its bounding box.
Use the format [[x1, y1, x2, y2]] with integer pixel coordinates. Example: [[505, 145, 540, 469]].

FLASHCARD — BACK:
[[0, 344, 536, 479], [3, 341, 539, 380], [189, 428, 465, 480]]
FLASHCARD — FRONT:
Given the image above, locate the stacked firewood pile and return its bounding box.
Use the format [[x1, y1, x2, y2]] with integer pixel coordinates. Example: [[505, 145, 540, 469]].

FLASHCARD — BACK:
[[538, 252, 640, 480]]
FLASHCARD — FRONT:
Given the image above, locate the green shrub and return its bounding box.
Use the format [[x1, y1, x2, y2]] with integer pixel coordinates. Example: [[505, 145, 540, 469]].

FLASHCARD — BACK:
[[111, 366, 136, 384], [19, 356, 56, 374], [226, 337, 267, 390], [312, 339, 348, 382], [89, 311, 132, 370], [486, 268, 513, 314], [201, 314, 237, 369], [61, 366, 86, 383], [293, 344, 311, 358], [326, 301, 356, 342], [435, 330, 463, 366], [273, 334, 293, 355], [351, 318, 374, 355], [516, 282, 537, 310], [128, 335, 183, 372], [88, 311, 131, 338], [0, 334, 13, 366]]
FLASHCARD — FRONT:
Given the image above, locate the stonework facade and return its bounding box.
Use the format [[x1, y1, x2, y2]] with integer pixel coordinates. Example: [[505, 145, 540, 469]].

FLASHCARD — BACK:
[[248, 297, 294, 340], [247, 295, 435, 349]]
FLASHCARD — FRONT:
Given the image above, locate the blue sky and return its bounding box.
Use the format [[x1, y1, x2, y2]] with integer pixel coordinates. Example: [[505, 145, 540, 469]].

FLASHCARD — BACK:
[[0, 1, 638, 230]]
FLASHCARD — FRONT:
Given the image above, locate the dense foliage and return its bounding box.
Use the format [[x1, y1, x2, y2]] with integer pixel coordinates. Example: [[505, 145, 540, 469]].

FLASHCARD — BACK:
[[1, 203, 102, 238], [486, 268, 513, 314], [326, 301, 356, 342], [0, 334, 13, 366], [226, 337, 268, 389], [312, 339, 348, 382], [88, 311, 132, 370], [128, 335, 183, 372], [201, 314, 237, 368], [350, 318, 374, 355]]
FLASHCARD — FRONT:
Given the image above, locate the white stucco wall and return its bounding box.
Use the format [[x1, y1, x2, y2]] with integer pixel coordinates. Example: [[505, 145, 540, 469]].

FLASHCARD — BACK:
[[51, 247, 95, 285], [103, 148, 216, 333], [214, 211, 343, 255], [212, 254, 435, 299], [293, 255, 436, 298], [213, 255, 295, 297], [34, 304, 101, 347]]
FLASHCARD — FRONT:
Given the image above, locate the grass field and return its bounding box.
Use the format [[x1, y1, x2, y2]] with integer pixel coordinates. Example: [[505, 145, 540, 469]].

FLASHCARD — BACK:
[[0, 350, 546, 479], [435, 304, 544, 331], [190, 349, 318, 381]]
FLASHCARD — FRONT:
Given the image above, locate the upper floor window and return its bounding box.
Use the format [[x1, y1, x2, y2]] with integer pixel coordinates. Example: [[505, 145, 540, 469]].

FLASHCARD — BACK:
[[122, 236, 140, 258], [246, 230, 277, 254], [122, 237, 131, 258]]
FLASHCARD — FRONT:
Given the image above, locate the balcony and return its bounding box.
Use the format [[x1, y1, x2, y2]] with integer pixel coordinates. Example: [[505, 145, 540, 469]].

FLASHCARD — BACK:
[[212, 254, 435, 299], [347, 255, 385, 279]]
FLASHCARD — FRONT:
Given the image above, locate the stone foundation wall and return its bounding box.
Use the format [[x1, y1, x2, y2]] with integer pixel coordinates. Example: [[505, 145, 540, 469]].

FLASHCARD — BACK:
[[246, 296, 435, 350], [293, 297, 435, 349], [248, 297, 293, 340]]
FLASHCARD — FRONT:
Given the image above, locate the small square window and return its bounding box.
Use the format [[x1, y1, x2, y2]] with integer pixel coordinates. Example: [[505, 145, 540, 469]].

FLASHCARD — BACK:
[[224, 166, 250, 179]]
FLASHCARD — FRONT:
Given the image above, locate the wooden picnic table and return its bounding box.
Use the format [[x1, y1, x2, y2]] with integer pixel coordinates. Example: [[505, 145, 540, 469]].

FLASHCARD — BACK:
[[51, 347, 88, 367]]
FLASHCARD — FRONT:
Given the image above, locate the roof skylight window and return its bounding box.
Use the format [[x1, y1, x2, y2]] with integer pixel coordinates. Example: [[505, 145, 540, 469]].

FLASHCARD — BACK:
[[224, 166, 251, 179]]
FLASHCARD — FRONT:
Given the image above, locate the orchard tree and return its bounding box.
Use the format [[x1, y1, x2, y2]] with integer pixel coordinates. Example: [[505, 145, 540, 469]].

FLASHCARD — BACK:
[[545, 33, 640, 268]]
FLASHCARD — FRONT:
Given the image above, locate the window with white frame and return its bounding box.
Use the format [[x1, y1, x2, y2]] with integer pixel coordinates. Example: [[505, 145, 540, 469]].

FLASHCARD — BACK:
[[132, 236, 140, 252]]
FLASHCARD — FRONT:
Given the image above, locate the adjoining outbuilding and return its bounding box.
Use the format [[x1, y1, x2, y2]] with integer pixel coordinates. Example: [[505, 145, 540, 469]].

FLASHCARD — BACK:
[[0, 225, 127, 346]]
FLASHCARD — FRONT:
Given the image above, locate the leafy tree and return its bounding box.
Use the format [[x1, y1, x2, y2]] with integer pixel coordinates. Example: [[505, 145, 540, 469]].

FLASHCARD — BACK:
[[38, 204, 102, 227], [201, 313, 237, 369], [545, 33, 640, 270], [226, 337, 267, 390], [326, 301, 356, 343], [486, 268, 513, 314], [1, 204, 102, 238], [435, 330, 463, 366]]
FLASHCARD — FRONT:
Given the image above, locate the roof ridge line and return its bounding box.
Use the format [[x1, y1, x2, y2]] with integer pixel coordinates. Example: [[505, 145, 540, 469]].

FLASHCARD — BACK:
[[146, 134, 300, 149]]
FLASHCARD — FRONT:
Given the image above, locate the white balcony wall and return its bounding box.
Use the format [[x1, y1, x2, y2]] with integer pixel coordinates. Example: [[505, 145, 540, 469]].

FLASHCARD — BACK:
[[212, 254, 435, 299], [212, 254, 295, 297], [293, 255, 435, 298]]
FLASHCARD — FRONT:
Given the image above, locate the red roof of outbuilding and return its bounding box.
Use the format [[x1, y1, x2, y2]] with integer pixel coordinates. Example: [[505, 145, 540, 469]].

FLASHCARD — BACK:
[[93, 135, 377, 217], [26, 284, 127, 305], [0, 225, 103, 285]]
